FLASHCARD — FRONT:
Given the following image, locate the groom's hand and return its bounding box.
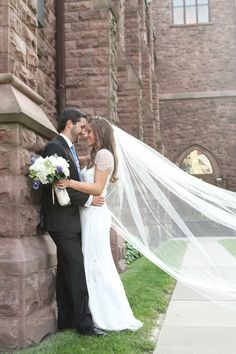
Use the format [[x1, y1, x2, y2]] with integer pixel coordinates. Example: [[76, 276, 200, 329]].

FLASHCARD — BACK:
[[92, 196, 105, 207]]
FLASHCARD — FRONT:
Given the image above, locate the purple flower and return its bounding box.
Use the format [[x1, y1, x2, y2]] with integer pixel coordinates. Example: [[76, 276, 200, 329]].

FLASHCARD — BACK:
[[56, 165, 63, 173], [31, 154, 36, 164], [32, 180, 41, 190]]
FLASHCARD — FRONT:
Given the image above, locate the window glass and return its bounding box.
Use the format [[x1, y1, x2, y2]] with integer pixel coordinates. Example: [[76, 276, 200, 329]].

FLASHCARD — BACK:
[[173, 0, 184, 6], [198, 0, 208, 4], [181, 150, 213, 175], [186, 0, 196, 5], [186, 5, 197, 24], [198, 5, 209, 23], [173, 7, 184, 25]]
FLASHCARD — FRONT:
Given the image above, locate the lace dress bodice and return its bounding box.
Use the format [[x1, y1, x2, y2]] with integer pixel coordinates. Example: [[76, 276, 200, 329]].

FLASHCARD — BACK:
[[81, 149, 114, 198]]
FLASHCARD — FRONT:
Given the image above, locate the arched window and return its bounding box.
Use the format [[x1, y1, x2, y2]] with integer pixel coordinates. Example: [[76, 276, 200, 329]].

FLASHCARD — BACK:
[[181, 149, 212, 175]]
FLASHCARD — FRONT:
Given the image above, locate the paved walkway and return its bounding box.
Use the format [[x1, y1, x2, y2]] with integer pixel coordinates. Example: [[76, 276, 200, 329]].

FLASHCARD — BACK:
[[154, 240, 236, 354]]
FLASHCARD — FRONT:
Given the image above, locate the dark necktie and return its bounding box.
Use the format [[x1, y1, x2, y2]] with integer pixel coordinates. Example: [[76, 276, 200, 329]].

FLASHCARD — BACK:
[[70, 145, 82, 180]]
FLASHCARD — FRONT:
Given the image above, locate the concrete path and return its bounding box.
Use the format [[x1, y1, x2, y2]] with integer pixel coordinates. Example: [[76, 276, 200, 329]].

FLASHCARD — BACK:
[[154, 239, 236, 354]]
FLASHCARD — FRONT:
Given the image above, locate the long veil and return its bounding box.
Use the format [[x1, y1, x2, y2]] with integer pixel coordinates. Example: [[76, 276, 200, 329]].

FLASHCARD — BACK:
[[107, 126, 236, 308]]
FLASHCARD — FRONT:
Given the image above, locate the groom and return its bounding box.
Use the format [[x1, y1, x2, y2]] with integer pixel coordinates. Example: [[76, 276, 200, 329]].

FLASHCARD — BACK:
[[41, 107, 106, 336]]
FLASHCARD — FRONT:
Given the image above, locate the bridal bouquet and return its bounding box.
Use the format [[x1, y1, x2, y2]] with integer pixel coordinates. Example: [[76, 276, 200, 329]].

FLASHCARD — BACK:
[[29, 155, 71, 206]]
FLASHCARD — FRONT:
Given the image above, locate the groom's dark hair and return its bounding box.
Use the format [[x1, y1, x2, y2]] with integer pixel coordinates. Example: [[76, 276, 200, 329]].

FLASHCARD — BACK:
[[58, 107, 87, 132]]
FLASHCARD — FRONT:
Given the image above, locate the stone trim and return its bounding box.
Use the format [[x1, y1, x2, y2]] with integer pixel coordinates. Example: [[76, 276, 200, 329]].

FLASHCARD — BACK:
[[0, 79, 57, 139], [0, 73, 44, 105], [0, 112, 57, 140], [159, 90, 236, 101]]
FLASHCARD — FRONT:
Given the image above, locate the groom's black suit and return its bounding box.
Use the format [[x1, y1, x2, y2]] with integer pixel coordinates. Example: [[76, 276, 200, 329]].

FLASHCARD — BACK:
[[41, 135, 93, 331]]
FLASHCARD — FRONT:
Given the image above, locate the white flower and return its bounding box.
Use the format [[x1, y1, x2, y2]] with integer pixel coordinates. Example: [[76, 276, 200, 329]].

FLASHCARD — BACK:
[[29, 154, 70, 185]]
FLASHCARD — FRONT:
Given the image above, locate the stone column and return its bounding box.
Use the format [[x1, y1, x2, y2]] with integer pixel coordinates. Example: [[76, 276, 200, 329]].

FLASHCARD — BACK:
[[0, 74, 57, 351]]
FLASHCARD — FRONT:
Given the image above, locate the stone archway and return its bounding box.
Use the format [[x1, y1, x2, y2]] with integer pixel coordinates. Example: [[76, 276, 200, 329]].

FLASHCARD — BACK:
[[175, 144, 225, 187]]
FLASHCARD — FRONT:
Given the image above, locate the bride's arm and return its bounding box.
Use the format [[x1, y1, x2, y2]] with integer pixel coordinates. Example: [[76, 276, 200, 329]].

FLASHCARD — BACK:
[[57, 167, 110, 196]]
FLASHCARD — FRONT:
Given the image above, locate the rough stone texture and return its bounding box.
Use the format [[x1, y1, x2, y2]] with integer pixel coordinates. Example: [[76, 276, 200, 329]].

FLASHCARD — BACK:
[[9, 0, 38, 90], [0, 2, 9, 73], [154, 0, 236, 190], [0, 77, 57, 350], [64, 0, 158, 139], [0, 0, 57, 126], [37, 0, 57, 124]]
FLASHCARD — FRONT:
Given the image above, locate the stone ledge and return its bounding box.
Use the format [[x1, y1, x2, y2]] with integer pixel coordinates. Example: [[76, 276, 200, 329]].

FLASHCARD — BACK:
[[0, 79, 58, 139], [159, 90, 236, 101], [0, 73, 43, 105]]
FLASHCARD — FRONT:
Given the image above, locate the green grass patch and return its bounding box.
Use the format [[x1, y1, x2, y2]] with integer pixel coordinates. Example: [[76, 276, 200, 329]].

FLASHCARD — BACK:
[[16, 257, 175, 354], [156, 240, 188, 269], [219, 239, 236, 258]]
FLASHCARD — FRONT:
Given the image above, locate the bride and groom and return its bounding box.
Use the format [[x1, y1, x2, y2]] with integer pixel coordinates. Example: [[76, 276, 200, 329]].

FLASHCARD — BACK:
[[41, 107, 143, 336]]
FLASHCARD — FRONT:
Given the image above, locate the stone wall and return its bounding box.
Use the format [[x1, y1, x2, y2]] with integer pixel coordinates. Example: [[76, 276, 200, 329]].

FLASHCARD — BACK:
[[0, 0, 9, 73], [64, 0, 159, 141], [37, 0, 57, 123], [4, 0, 57, 124], [155, 0, 236, 93], [0, 75, 57, 350], [159, 97, 236, 190], [154, 0, 236, 190]]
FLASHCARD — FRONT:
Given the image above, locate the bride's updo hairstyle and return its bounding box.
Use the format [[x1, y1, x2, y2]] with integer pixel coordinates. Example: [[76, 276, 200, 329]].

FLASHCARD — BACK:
[[87, 116, 118, 183]]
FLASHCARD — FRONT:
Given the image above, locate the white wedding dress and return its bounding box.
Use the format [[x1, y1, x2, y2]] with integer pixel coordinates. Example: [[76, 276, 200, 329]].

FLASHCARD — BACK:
[[80, 149, 143, 331]]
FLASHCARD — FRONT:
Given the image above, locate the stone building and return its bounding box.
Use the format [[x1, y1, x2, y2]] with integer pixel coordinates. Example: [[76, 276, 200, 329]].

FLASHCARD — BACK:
[[153, 0, 236, 190], [0, 0, 158, 350], [0, 0, 235, 351]]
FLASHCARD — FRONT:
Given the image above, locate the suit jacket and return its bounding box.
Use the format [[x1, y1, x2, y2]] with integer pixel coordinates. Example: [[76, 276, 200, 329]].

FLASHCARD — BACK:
[[41, 135, 89, 233]]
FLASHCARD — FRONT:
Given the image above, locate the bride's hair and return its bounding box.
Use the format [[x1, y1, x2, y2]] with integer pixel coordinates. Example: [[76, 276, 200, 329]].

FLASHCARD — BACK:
[[87, 116, 118, 183]]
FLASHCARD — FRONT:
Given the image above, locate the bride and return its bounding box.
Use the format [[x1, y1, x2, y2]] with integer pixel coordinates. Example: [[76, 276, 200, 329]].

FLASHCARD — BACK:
[[57, 116, 143, 331]]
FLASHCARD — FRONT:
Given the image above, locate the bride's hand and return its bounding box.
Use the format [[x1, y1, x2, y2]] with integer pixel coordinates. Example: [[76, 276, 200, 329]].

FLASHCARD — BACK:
[[55, 179, 70, 189]]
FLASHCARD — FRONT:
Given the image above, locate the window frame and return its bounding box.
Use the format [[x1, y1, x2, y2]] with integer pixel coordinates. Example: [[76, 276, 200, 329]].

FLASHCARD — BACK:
[[171, 0, 211, 26]]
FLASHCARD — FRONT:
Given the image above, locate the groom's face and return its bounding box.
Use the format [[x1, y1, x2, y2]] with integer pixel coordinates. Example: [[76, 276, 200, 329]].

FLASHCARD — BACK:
[[71, 117, 87, 143]]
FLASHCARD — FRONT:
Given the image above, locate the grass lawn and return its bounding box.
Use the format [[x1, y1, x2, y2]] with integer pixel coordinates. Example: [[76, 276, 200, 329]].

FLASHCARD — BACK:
[[156, 240, 188, 269], [15, 257, 175, 354], [219, 239, 236, 257]]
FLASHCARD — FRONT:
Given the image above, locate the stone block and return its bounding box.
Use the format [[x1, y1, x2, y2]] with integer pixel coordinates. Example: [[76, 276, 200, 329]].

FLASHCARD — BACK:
[[65, 1, 92, 12], [0, 52, 8, 72], [0, 305, 56, 351], [0, 205, 17, 238], [0, 277, 21, 316], [0, 5, 9, 26], [26, 47, 39, 70], [11, 31, 27, 65], [0, 317, 20, 350], [21, 23, 36, 50], [19, 126, 37, 149], [78, 9, 108, 21], [17, 204, 41, 237], [0, 236, 56, 277], [0, 27, 8, 52], [0, 124, 19, 146]]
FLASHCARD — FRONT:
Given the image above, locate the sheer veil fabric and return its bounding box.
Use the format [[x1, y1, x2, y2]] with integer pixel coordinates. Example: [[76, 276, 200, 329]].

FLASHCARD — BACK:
[[107, 126, 236, 308]]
